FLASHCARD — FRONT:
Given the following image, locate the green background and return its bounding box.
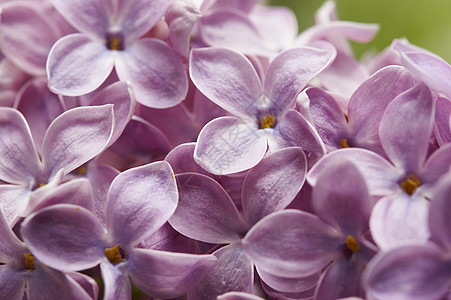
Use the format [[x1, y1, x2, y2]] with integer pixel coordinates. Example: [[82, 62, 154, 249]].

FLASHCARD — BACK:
[[269, 0, 451, 62]]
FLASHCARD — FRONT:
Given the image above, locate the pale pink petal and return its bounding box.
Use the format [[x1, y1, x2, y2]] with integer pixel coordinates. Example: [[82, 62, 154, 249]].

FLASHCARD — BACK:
[[100, 260, 131, 300]]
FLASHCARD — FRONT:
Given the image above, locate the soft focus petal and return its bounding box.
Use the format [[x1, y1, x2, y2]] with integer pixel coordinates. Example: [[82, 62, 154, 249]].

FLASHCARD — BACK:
[[363, 244, 451, 300], [129, 248, 217, 299], [434, 97, 451, 145], [0, 107, 41, 184], [189, 47, 262, 118], [422, 143, 451, 188], [194, 117, 267, 175], [242, 210, 342, 278], [265, 45, 336, 116], [312, 159, 371, 235], [429, 171, 451, 249], [0, 208, 26, 262], [242, 147, 307, 227], [47, 34, 115, 96], [115, 38, 188, 108], [21, 204, 105, 271], [256, 267, 319, 293], [307, 148, 401, 196], [379, 82, 433, 172], [106, 161, 178, 246], [50, 0, 111, 36], [370, 194, 430, 250], [0, 185, 30, 227], [0, 266, 25, 300], [100, 260, 131, 300], [66, 271, 100, 300], [0, 2, 59, 75], [218, 292, 264, 300], [188, 243, 253, 299], [170, 173, 246, 244], [42, 104, 114, 177]]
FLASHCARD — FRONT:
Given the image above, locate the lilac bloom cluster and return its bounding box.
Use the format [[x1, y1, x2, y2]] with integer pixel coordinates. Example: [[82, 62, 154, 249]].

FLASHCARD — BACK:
[[1, 0, 451, 299]]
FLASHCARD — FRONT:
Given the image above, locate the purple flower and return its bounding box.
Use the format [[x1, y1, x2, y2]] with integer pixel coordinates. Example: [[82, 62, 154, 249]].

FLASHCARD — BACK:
[[47, 0, 188, 108], [21, 161, 216, 299]]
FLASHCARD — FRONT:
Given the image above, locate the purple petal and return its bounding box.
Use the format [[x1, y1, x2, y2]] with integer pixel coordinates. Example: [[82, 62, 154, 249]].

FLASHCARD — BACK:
[[256, 266, 319, 293], [194, 117, 267, 175], [363, 244, 451, 300], [66, 271, 99, 300], [129, 248, 217, 299], [14, 77, 65, 154], [89, 81, 135, 146], [100, 260, 131, 300], [429, 172, 451, 249], [189, 47, 262, 119], [20, 204, 105, 271], [199, 10, 271, 56], [370, 194, 430, 250], [218, 292, 264, 300], [400, 50, 451, 99], [42, 104, 114, 177], [106, 161, 178, 246], [434, 97, 451, 145], [0, 2, 59, 75], [422, 143, 451, 187], [307, 148, 401, 197], [312, 159, 371, 235], [116, 0, 171, 41], [379, 82, 433, 172], [272, 109, 326, 167], [188, 243, 253, 299], [242, 210, 342, 278], [47, 34, 114, 96], [242, 147, 307, 227], [169, 173, 246, 244], [265, 45, 336, 116], [348, 65, 415, 147], [0, 266, 25, 300], [0, 185, 31, 227], [0, 208, 26, 262], [0, 107, 41, 184], [165, 143, 211, 175], [115, 38, 188, 108], [50, 0, 111, 37]]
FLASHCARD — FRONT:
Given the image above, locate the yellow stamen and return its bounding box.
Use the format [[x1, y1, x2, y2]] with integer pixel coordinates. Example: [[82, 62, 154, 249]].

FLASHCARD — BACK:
[[400, 174, 421, 195], [75, 165, 87, 176], [39, 183, 46, 188], [105, 244, 125, 264], [339, 138, 350, 148], [260, 115, 275, 129], [24, 252, 35, 270], [345, 235, 360, 253]]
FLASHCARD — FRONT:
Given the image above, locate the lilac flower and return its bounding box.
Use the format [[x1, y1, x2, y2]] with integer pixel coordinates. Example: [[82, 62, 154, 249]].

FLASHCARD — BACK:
[[47, 0, 188, 108], [189, 45, 335, 174], [0, 105, 114, 226], [0, 209, 97, 300], [243, 159, 377, 299], [21, 161, 216, 299], [168, 147, 308, 298]]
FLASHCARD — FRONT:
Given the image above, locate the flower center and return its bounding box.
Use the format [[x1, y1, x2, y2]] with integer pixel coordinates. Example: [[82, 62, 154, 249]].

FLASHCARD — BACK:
[[259, 115, 275, 129], [345, 235, 360, 253], [24, 252, 35, 270], [106, 32, 125, 51], [400, 174, 421, 195], [339, 138, 350, 148], [105, 244, 126, 264]]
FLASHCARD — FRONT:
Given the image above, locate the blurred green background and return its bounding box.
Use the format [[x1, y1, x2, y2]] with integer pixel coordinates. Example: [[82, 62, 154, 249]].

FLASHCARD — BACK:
[[269, 0, 451, 62]]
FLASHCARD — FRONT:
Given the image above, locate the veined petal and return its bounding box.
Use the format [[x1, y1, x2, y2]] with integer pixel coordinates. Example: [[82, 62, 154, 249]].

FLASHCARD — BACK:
[[256, 266, 319, 293], [47, 33, 115, 96], [165, 142, 211, 175], [370, 194, 430, 250], [218, 292, 264, 300], [169, 173, 246, 244], [189, 47, 262, 119], [0, 2, 59, 75], [265, 45, 336, 116], [0, 107, 41, 184], [363, 244, 451, 300], [129, 248, 217, 299], [42, 104, 115, 177], [20, 204, 105, 271], [429, 172, 451, 249], [242, 210, 342, 278], [379, 82, 434, 173], [116, 0, 171, 41], [187, 243, 254, 300], [0, 185, 32, 227], [106, 161, 178, 246], [115, 38, 188, 109], [50, 0, 112, 37], [66, 271, 100, 300], [434, 97, 451, 146], [0, 208, 27, 262], [100, 260, 131, 300], [194, 116, 267, 175], [0, 266, 25, 300], [242, 147, 307, 227]]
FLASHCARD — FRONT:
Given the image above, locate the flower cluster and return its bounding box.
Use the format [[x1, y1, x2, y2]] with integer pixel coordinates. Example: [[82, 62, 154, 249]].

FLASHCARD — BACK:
[[0, 0, 450, 299]]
